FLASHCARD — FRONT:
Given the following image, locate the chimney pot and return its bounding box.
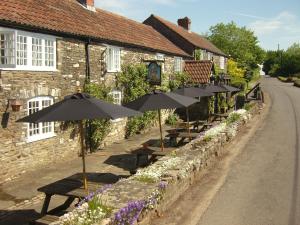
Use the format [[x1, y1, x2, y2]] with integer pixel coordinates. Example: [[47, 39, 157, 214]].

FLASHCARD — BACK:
[[78, 0, 95, 11], [177, 17, 191, 32]]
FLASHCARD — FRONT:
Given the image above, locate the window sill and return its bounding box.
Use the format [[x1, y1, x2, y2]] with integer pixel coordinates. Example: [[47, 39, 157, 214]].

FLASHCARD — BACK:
[[26, 133, 56, 143], [0, 67, 58, 72], [111, 118, 124, 123]]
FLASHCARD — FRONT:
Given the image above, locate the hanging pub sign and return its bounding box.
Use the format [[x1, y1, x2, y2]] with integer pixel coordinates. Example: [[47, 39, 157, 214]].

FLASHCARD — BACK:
[[147, 62, 162, 86]]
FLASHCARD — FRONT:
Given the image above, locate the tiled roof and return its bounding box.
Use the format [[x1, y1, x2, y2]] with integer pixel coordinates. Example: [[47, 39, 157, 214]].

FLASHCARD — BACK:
[[184, 60, 213, 84], [148, 15, 226, 56], [0, 0, 189, 57]]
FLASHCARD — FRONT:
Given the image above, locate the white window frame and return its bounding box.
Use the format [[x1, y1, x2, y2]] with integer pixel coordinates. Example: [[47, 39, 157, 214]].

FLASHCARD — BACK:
[[174, 57, 182, 72], [0, 31, 15, 67], [106, 46, 121, 73], [27, 96, 55, 143], [109, 90, 123, 122], [220, 56, 225, 70], [0, 27, 57, 71]]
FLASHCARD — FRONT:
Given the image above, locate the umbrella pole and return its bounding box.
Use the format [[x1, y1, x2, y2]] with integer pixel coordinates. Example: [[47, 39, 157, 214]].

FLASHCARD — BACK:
[[79, 121, 88, 190], [186, 107, 191, 140], [158, 110, 164, 151]]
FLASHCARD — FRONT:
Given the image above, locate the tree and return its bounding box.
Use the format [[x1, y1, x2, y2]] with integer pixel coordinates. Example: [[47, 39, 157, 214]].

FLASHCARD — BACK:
[[263, 43, 300, 76], [227, 59, 246, 89], [207, 22, 265, 71]]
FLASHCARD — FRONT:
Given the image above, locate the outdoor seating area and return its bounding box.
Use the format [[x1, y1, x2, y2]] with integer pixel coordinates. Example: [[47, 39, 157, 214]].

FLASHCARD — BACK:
[[3, 83, 244, 225]]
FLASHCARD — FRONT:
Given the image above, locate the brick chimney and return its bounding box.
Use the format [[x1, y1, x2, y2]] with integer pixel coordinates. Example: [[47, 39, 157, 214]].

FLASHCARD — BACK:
[[78, 0, 95, 11], [177, 17, 191, 32]]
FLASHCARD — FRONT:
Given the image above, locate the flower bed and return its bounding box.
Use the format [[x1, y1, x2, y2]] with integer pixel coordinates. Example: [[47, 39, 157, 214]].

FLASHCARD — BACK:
[[52, 104, 260, 225]]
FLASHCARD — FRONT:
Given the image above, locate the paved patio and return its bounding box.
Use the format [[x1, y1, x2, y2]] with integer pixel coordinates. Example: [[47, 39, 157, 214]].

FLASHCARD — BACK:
[[0, 125, 172, 225]]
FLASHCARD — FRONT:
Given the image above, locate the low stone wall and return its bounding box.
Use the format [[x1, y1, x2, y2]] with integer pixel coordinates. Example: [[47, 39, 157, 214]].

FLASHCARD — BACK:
[[53, 103, 262, 225]]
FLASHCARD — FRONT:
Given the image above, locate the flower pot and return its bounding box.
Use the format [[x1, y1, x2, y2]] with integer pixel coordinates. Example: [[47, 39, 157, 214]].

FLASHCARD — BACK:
[[10, 99, 22, 112]]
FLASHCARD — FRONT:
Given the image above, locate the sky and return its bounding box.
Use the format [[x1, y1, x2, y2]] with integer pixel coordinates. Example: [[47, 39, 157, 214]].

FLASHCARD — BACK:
[[94, 0, 300, 51]]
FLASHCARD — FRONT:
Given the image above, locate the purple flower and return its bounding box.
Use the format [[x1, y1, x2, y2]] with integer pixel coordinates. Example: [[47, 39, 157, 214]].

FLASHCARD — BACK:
[[158, 181, 168, 190], [110, 200, 145, 225], [76, 184, 113, 207]]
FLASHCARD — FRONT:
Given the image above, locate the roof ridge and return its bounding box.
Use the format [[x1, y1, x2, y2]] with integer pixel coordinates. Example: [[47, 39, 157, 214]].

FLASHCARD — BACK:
[[150, 14, 226, 56]]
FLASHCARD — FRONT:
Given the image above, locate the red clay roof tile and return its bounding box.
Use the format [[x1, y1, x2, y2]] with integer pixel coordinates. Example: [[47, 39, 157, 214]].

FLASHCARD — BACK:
[[184, 60, 213, 84], [0, 0, 189, 57], [149, 15, 226, 56]]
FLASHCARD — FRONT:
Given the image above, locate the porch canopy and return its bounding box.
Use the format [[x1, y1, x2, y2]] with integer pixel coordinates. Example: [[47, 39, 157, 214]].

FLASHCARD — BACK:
[[17, 92, 141, 190]]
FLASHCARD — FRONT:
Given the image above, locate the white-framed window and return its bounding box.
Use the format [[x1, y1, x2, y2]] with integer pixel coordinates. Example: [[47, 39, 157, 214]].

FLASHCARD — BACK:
[[0, 32, 15, 67], [220, 56, 225, 70], [207, 52, 212, 60], [0, 27, 56, 71], [106, 46, 121, 72], [174, 57, 182, 72], [109, 90, 123, 122], [27, 96, 55, 142], [156, 53, 164, 61]]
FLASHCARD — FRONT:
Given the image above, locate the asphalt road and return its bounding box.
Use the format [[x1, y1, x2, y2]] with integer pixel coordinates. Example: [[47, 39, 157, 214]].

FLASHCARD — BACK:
[[152, 77, 300, 225]]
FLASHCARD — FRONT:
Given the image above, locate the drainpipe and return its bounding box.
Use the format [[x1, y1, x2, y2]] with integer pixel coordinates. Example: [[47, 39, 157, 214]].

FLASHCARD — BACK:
[[85, 38, 91, 83], [84, 38, 92, 153]]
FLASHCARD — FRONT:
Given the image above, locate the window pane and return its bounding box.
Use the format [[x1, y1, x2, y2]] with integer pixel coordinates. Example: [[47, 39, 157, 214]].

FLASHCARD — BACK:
[[0, 33, 15, 65], [32, 38, 43, 66], [17, 35, 27, 66], [45, 40, 54, 67], [28, 97, 54, 138]]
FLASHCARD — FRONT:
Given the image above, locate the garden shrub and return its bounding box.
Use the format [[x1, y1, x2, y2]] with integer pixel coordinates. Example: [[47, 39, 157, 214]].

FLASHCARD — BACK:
[[294, 79, 300, 88], [165, 113, 179, 126], [117, 64, 158, 137]]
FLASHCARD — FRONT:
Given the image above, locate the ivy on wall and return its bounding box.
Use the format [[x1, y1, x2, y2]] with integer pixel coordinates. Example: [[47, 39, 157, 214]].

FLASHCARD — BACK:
[[117, 64, 158, 137], [84, 83, 113, 151], [168, 72, 191, 91]]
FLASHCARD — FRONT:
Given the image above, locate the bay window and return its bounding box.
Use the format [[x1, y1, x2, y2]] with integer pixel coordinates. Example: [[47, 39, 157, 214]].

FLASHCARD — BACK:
[[0, 27, 56, 71], [27, 96, 55, 142]]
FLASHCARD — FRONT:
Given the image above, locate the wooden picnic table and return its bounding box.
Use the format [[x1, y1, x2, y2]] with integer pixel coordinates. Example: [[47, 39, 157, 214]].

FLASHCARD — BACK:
[[212, 113, 229, 121], [167, 131, 200, 145], [132, 146, 176, 168], [38, 178, 101, 215]]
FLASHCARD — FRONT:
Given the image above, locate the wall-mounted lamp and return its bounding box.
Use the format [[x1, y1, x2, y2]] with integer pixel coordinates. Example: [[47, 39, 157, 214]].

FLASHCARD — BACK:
[[10, 99, 22, 112]]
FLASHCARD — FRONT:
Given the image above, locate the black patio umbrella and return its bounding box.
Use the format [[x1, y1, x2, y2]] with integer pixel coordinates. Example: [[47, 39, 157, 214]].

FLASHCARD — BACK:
[[172, 87, 214, 137], [201, 84, 229, 93], [18, 92, 141, 190], [124, 90, 198, 151], [172, 87, 214, 98], [221, 84, 241, 94]]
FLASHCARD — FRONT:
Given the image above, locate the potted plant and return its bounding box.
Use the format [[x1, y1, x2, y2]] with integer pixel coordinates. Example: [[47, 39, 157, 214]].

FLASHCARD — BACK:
[[10, 99, 22, 112]]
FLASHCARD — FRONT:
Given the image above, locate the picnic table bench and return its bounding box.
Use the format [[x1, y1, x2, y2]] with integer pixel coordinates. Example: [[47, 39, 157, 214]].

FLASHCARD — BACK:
[[30, 215, 59, 225], [132, 146, 176, 168], [38, 178, 100, 215], [212, 113, 229, 121]]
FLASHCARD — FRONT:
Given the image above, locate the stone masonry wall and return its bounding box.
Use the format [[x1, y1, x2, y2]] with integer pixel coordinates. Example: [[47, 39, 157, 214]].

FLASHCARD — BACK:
[[0, 37, 182, 182]]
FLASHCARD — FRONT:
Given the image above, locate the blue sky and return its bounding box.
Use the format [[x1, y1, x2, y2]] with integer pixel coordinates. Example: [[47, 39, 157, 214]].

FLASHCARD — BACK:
[[94, 0, 300, 51]]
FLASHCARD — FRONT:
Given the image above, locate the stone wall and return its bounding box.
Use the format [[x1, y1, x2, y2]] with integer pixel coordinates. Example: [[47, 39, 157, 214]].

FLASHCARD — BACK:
[[0, 37, 182, 182], [51, 103, 263, 225]]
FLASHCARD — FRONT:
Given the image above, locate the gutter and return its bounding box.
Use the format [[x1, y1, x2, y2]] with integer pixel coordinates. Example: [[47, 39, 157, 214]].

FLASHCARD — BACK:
[[0, 20, 191, 59]]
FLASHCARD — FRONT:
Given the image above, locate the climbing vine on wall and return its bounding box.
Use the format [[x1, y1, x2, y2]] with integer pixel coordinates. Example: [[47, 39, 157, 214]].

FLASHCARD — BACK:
[[84, 83, 113, 151], [116, 64, 157, 137], [168, 72, 191, 91]]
